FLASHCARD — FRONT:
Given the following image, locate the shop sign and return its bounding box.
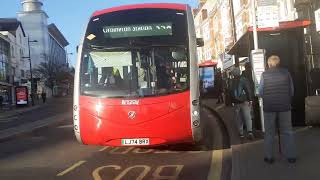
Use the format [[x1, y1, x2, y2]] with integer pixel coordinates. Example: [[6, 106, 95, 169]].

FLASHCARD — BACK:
[[315, 8, 320, 32], [221, 53, 235, 70], [15, 86, 28, 105]]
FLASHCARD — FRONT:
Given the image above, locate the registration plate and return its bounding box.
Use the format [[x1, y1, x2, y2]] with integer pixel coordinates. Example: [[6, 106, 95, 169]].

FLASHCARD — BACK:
[[122, 138, 150, 146]]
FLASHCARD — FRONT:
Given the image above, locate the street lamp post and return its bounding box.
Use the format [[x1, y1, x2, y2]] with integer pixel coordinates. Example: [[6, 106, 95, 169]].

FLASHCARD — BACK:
[[23, 36, 38, 106]]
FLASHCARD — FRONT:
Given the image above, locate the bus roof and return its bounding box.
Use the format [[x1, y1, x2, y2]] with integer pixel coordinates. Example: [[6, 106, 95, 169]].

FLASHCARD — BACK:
[[92, 3, 188, 17]]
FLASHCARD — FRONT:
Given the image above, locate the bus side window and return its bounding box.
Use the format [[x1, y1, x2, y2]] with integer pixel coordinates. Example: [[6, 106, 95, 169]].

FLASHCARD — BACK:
[[81, 55, 90, 86]]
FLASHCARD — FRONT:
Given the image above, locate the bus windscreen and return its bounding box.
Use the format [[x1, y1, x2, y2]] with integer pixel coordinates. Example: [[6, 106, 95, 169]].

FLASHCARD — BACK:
[[80, 8, 190, 98]]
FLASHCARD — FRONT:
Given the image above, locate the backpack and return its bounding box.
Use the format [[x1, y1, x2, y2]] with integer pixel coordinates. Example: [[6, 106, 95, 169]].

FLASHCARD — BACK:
[[230, 77, 248, 103]]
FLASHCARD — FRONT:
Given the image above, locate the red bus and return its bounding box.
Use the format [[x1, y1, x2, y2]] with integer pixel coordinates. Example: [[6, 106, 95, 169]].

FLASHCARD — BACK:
[[73, 3, 203, 146]]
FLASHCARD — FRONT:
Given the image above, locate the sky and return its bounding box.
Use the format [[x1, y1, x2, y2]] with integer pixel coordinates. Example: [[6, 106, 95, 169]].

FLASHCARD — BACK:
[[0, 0, 198, 67]]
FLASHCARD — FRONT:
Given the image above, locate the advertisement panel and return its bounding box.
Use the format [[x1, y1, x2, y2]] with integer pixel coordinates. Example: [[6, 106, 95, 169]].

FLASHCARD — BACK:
[[15, 86, 28, 105], [251, 49, 266, 95], [315, 8, 320, 32], [200, 67, 214, 90], [256, 0, 279, 28]]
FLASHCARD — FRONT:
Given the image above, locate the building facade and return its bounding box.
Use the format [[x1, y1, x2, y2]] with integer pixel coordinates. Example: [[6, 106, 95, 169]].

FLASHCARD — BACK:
[[196, 0, 320, 125], [16, 0, 69, 98], [194, 0, 235, 69], [0, 34, 12, 105], [0, 18, 29, 105], [17, 0, 49, 68]]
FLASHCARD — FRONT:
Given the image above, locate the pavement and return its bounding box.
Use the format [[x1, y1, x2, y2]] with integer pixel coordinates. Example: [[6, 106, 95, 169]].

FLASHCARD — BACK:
[[231, 127, 320, 180], [0, 96, 72, 141], [203, 98, 320, 180]]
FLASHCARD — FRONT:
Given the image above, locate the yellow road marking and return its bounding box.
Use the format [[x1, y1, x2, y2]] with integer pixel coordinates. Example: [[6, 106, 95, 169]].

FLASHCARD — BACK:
[[98, 146, 110, 152], [56, 160, 86, 177], [295, 127, 309, 133], [207, 150, 223, 180], [215, 104, 225, 111]]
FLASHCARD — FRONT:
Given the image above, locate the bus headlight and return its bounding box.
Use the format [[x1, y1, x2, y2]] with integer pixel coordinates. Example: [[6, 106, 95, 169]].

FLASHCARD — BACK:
[[193, 110, 199, 116]]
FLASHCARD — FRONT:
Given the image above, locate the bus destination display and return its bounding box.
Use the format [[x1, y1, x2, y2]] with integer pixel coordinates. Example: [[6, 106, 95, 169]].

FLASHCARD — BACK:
[[103, 22, 172, 38]]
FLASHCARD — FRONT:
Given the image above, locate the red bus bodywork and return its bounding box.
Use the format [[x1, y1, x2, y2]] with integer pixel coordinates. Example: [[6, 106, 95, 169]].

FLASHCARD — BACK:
[[79, 91, 193, 146]]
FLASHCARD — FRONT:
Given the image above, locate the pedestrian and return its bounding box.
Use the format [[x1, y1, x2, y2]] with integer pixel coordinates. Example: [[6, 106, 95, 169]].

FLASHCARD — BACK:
[[259, 55, 296, 164], [0, 95, 3, 110], [230, 67, 254, 139], [310, 67, 320, 95], [215, 69, 224, 104], [41, 91, 46, 103], [242, 62, 255, 94]]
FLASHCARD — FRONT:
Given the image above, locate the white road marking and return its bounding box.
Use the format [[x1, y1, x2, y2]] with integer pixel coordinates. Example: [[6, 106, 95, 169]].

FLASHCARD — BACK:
[[0, 117, 18, 123], [56, 160, 86, 177], [57, 124, 73, 128], [207, 150, 223, 180]]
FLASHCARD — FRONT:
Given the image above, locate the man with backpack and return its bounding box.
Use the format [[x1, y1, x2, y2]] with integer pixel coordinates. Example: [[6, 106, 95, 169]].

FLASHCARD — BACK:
[[230, 67, 254, 139]]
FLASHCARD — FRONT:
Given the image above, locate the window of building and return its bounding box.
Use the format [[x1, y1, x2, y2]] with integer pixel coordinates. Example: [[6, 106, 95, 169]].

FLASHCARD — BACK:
[[12, 67, 16, 76], [197, 48, 203, 61], [21, 70, 25, 77], [233, 0, 242, 16], [204, 47, 212, 60], [20, 49, 23, 59], [19, 34, 22, 44], [0, 39, 10, 82], [202, 9, 208, 20], [202, 22, 210, 41], [11, 46, 15, 57]]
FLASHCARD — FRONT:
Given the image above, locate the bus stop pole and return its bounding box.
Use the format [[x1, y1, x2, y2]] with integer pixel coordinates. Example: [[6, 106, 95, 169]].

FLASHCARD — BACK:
[[251, 0, 265, 132]]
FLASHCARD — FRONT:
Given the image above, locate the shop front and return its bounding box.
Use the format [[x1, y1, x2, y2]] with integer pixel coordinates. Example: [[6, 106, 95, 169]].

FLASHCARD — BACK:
[[0, 84, 12, 108]]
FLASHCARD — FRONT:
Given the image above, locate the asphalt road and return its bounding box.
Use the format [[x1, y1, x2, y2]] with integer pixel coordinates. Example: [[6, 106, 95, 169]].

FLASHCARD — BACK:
[[0, 98, 73, 131], [0, 105, 230, 180]]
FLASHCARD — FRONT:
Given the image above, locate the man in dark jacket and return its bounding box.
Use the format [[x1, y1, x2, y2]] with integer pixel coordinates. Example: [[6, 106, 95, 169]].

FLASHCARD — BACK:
[[215, 69, 224, 104], [259, 55, 296, 164], [230, 67, 254, 139]]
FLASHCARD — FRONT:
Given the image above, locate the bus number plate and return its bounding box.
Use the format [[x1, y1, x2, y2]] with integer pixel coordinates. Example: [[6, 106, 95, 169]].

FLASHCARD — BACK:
[[122, 138, 150, 146]]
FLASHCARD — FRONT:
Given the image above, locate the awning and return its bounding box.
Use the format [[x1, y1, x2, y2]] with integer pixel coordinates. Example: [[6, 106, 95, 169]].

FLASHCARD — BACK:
[[248, 20, 311, 32], [227, 32, 252, 57], [228, 20, 311, 56], [198, 60, 218, 67]]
